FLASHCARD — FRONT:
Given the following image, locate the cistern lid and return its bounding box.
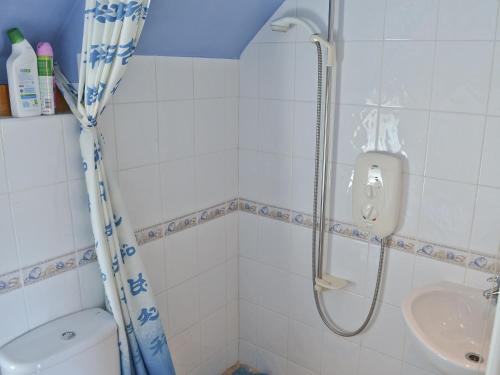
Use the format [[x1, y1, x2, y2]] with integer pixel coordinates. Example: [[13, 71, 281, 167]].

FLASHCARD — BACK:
[[0, 308, 116, 374]]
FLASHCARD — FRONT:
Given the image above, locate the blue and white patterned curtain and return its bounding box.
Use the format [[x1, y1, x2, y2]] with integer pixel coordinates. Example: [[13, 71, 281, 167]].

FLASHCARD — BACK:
[[55, 1, 175, 374]]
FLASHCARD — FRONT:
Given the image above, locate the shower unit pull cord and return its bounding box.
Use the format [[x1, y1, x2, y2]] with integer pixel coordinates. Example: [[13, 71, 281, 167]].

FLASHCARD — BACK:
[[311, 39, 387, 338]]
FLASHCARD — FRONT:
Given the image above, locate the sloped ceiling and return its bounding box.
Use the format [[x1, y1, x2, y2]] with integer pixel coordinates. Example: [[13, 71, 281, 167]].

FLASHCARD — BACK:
[[0, 0, 284, 83]]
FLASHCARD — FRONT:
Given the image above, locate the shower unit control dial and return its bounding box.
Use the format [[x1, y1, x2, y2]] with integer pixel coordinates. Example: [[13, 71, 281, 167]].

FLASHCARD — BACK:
[[352, 152, 403, 238]]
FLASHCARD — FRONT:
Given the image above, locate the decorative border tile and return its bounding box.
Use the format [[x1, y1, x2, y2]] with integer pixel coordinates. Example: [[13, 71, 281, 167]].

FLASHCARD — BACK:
[[239, 198, 500, 274], [0, 271, 21, 295], [468, 253, 499, 273], [2, 196, 499, 297], [22, 252, 77, 286], [257, 203, 291, 222], [416, 241, 468, 267], [78, 246, 98, 266]]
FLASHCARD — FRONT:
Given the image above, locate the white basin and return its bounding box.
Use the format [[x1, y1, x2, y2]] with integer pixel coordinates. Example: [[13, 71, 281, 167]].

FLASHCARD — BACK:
[[402, 282, 495, 375]]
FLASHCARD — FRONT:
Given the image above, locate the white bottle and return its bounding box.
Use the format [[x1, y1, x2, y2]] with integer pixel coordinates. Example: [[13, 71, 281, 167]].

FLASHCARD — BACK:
[[6, 28, 41, 117]]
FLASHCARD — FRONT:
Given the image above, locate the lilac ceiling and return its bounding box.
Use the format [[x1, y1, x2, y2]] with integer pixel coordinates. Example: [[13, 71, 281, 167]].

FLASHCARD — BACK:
[[0, 0, 284, 83]]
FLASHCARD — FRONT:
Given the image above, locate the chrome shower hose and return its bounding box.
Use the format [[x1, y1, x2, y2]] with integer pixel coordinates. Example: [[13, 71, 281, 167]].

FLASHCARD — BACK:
[[311, 41, 387, 337]]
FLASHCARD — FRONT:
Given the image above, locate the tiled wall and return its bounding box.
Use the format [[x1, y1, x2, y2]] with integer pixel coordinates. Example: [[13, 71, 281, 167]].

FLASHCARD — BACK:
[[0, 56, 240, 375], [238, 0, 500, 374]]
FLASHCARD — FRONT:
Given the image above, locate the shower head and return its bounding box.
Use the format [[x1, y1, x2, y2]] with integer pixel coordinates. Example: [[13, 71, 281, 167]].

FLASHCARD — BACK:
[[270, 16, 318, 35], [270, 16, 335, 66]]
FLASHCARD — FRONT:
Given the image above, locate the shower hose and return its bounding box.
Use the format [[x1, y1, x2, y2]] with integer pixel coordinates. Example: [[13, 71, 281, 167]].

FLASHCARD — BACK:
[[311, 41, 387, 337]]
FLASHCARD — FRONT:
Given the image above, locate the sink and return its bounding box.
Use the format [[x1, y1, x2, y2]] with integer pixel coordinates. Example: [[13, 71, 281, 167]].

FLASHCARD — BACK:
[[402, 282, 495, 375]]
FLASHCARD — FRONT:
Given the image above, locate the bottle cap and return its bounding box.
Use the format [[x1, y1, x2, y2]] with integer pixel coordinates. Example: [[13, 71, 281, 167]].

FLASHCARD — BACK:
[[37, 42, 53, 57], [7, 28, 25, 44]]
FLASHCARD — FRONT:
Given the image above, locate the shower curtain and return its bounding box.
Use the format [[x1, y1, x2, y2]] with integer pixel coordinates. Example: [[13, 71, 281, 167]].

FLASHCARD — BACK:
[[55, 1, 175, 374]]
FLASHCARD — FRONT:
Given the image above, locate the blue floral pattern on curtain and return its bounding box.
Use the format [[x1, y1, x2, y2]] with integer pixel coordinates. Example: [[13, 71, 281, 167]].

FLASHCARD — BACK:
[[54, 1, 175, 374]]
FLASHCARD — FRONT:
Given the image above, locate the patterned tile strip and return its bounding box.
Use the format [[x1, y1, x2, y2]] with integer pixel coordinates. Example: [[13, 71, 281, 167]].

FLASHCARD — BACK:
[[2, 196, 499, 297], [240, 198, 499, 274], [0, 198, 238, 296]]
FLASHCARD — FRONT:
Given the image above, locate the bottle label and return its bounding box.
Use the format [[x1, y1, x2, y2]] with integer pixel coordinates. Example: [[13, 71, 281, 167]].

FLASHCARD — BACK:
[[37, 56, 53, 77], [17, 68, 38, 109]]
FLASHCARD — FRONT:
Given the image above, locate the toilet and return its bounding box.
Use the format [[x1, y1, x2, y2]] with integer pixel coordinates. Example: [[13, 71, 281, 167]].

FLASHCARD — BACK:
[[0, 308, 119, 375]]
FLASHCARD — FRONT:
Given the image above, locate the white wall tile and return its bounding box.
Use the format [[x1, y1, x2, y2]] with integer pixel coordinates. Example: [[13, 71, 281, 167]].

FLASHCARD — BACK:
[[239, 98, 259, 150], [199, 264, 226, 318], [470, 186, 500, 256], [418, 178, 476, 248], [115, 102, 159, 169], [287, 320, 322, 373], [201, 307, 227, 361], [330, 163, 355, 223], [294, 43, 320, 101], [358, 347, 402, 375], [225, 60, 240, 98], [67, 179, 94, 249], [479, 117, 500, 187], [425, 112, 485, 184], [341, 0, 386, 41], [437, 0, 498, 41], [256, 307, 288, 357], [2, 116, 66, 191], [293, 101, 316, 160], [24, 270, 81, 328], [0, 289, 29, 346], [487, 44, 500, 116], [238, 150, 260, 202], [259, 43, 295, 100], [256, 264, 289, 315], [62, 115, 85, 180], [156, 57, 194, 101], [258, 99, 293, 155], [197, 219, 226, 273], [327, 235, 369, 296], [195, 152, 227, 208], [336, 105, 378, 165], [194, 59, 226, 99], [257, 219, 291, 270], [194, 99, 226, 154], [296, 0, 329, 42], [367, 246, 415, 307], [287, 361, 317, 375], [292, 157, 314, 214], [119, 164, 163, 229], [226, 258, 238, 302], [239, 257, 258, 304], [0, 134, 7, 194], [239, 212, 259, 259], [255, 349, 287, 375], [289, 226, 313, 279], [361, 303, 406, 359], [11, 183, 74, 267], [167, 277, 200, 336], [240, 298, 258, 344], [258, 152, 292, 208], [140, 240, 166, 295], [378, 108, 429, 175], [240, 43, 260, 98], [170, 323, 201, 374], [431, 42, 494, 114], [321, 332, 360, 375], [0, 194, 18, 274], [412, 256, 466, 288], [158, 100, 195, 162], [288, 274, 323, 330], [380, 41, 435, 109], [338, 42, 383, 105], [78, 262, 105, 310], [165, 227, 198, 289], [384, 0, 439, 40], [160, 158, 196, 220], [113, 56, 156, 103]]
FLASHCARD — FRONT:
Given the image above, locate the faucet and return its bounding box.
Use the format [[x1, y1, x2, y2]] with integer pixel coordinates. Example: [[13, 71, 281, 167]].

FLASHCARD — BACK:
[[483, 274, 500, 304]]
